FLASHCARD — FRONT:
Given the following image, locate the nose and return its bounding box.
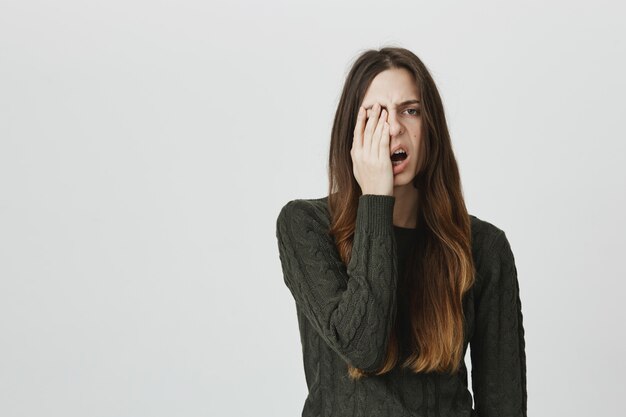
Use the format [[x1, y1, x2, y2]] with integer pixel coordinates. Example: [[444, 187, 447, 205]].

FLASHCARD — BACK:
[[387, 110, 404, 136]]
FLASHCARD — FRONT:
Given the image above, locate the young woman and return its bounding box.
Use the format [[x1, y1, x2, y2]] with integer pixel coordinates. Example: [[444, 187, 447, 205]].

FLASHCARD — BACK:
[[275, 47, 527, 417]]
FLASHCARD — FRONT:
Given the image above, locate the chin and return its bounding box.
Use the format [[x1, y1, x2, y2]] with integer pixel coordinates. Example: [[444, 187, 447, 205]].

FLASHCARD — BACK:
[[393, 174, 412, 187], [393, 166, 419, 186]]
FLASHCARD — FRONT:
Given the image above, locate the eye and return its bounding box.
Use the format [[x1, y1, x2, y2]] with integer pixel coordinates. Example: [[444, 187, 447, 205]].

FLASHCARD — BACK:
[[405, 108, 421, 116]]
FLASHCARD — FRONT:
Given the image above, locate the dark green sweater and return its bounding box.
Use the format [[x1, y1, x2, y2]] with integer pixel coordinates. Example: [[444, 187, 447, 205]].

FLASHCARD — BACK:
[[276, 194, 527, 417]]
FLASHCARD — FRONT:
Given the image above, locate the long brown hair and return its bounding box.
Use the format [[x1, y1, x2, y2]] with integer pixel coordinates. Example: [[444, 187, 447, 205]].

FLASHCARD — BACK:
[[327, 46, 475, 380]]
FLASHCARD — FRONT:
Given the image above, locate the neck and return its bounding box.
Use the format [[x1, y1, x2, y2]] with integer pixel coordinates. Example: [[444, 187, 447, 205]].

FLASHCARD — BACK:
[[392, 184, 419, 228]]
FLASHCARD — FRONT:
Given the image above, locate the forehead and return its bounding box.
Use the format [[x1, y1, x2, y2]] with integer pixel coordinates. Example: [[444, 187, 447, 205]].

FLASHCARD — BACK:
[[362, 68, 420, 107]]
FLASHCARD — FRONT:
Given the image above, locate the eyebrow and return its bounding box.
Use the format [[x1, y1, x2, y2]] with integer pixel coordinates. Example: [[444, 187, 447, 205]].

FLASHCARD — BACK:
[[363, 99, 420, 110]]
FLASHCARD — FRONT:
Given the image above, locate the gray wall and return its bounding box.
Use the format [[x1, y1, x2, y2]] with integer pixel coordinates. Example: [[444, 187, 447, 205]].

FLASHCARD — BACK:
[[1, 0, 624, 416]]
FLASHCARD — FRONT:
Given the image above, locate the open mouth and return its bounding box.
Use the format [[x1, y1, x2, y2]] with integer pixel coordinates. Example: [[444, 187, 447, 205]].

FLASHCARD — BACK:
[[390, 148, 408, 166]]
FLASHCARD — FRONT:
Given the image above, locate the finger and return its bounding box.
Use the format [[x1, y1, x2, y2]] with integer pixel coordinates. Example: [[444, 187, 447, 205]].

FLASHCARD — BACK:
[[352, 106, 365, 150], [363, 103, 380, 154], [379, 120, 390, 160], [371, 108, 387, 154]]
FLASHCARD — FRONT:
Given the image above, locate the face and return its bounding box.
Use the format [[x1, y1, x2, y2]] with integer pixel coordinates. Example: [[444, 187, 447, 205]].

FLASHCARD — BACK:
[[360, 67, 423, 190]]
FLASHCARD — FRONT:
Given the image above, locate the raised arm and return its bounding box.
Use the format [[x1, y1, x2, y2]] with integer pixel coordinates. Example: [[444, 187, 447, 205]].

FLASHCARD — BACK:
[[275, 194, 398, 372], [470, 230, 528, 417]]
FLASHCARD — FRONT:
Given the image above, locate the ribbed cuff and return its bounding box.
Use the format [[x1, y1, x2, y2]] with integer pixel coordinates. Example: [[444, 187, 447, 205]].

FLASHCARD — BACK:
[[355, 194, 395, 235]]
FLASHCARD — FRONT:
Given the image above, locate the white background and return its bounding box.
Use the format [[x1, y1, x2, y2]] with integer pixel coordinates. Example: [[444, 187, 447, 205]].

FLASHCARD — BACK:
[[1, 0, 625, 416]]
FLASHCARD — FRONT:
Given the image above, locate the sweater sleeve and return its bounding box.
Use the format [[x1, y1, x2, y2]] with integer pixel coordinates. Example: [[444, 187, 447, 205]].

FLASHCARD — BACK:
[[470, 230, 528, 417], [275, 194, 398, 372]]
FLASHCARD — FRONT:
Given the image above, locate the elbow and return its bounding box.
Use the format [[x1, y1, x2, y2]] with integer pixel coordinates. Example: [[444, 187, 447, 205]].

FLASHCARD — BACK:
[[347, 349, 388, 373], [341, 332, 390, 373]]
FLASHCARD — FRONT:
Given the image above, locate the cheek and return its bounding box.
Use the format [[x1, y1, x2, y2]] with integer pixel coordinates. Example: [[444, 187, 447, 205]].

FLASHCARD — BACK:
[[411, 135, 421, 153], [410, 135, 423, 166]]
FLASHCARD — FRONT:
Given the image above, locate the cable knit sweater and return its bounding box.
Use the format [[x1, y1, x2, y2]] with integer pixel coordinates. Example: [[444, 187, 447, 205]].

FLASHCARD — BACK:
[[275, 194, 527, 417]]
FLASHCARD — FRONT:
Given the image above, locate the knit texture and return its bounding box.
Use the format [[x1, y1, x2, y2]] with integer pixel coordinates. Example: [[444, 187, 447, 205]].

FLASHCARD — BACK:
[[276, 194, 527, 417]]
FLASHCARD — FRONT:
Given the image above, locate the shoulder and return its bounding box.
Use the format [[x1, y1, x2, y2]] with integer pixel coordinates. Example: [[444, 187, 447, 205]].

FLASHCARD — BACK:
[[469, 212, 502, 249], [276, 196, 331, 238], [469, 213, 517, 272], [276, 195, 329, 224], [468, 214, 518, 294]]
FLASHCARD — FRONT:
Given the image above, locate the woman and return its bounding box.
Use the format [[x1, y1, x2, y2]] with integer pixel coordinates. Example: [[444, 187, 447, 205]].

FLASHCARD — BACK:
[[275, 47, 527, 417]]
